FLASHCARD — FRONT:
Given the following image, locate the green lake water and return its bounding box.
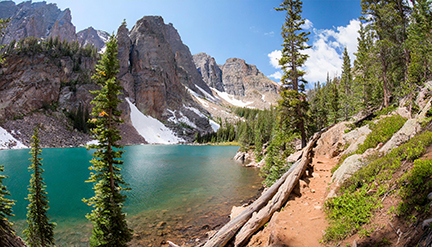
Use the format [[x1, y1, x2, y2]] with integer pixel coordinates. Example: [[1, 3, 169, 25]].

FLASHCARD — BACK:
[[0, 145, 262, 246]]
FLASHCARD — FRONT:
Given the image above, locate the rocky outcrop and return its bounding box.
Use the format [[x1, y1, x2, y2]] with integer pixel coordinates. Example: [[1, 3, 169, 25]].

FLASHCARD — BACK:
[[193, 53, 224, 91], [314, 122, 349, 158], [341, 124, 372, 156], [0, 50, 97, 120], [0, 1, 77, 45], [163, 24, 212, 96], [0, 54, 63, 119], [116, 17, 213, 138], [77, 27, 109, 52], [221, 58, 278, 97]]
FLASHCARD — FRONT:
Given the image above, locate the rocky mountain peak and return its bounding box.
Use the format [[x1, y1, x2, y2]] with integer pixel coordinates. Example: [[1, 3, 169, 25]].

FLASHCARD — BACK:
[[193, 52, 280, 109], [117, 16, 213, 138], [0, 0, 77, 45], [77, 26, 110, 52]]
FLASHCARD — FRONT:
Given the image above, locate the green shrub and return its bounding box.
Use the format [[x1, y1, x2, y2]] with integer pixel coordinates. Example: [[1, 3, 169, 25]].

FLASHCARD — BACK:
[[344, 131, 432, 192], [324, 187, 381, 242], [398, 159, 432, 216], [325, 131, 432, 243], [356, 115, 407, 154]]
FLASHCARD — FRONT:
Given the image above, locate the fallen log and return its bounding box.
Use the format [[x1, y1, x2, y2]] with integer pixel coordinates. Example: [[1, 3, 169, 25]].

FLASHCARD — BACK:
[[234, 126, 332, 247], [203, 159, 301, 247], [204, 124, 334, 247]]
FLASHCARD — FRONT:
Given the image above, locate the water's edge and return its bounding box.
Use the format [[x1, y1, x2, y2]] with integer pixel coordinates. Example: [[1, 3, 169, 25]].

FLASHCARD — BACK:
[[0, 145, 262, 246]]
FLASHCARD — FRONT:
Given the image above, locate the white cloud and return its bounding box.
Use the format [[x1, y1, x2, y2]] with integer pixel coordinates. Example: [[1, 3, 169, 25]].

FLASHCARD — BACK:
[[267, 19, 361, 84], [264, 31, 275, 36], [269, 71, 282, 80], [268, 49, 282, 69], [301, 19, 313, 30]]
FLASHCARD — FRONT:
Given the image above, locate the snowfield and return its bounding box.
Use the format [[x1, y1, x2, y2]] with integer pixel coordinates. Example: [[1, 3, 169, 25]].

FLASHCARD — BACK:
[[167, 109, 198, 129], [209, 119, 220, 132], [126, 98, 184, 144], [212, 88, 254, 108], [0, 127, 27, 150]]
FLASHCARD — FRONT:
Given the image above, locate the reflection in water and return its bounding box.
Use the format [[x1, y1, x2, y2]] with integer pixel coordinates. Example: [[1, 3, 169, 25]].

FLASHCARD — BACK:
[[0, 145, 262, 246]]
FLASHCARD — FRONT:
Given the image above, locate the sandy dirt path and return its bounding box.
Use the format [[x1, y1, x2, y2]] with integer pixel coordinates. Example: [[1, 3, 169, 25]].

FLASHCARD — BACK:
[[247, 155, 337, 247]]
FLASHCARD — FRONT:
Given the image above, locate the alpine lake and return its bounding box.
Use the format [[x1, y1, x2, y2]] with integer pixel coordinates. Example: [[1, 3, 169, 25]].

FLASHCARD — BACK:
[[0, 145, 262, 246]]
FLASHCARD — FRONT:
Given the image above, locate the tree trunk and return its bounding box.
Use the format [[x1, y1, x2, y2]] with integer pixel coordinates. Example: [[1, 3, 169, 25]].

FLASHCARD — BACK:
[[233, 126, 330, 246], [203, 125, 333, 247], [382, 56, 390, 108], [203, 160, 300, 247]]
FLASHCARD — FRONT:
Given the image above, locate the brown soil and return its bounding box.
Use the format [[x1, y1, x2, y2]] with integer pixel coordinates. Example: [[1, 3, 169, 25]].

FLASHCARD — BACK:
[[247, 155, 337, 247], [244, 146, 432, 247]]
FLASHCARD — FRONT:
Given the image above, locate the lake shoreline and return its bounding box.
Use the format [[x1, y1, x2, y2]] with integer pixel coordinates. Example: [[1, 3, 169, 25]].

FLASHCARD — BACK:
[[2, 145, 263, 246]]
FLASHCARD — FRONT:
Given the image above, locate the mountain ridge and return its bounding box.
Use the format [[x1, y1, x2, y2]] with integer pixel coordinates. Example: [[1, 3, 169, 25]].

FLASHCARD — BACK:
[[0, 1, 280, 147]]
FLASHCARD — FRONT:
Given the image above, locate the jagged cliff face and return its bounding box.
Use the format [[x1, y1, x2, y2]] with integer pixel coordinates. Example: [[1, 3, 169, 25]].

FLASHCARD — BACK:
[[77, 27, 110, 52], [116, 16, 213, 136], [0, 53, 97, 120], [163, 24, 212, 96], [193, 53, 224, 92], [0, 1, 76, 44], [221, 57, 279, 97], [193, 53, 280, 109]]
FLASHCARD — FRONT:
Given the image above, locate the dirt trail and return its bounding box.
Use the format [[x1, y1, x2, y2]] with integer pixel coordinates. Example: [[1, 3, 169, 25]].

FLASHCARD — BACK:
[[247, 155, 338, 247]]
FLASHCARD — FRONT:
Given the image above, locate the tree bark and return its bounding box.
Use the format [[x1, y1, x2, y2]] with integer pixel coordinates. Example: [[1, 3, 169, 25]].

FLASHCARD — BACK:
[[203, 125, 333, 247], [233, 126, 329, 246], [203, 159, 301, 247]]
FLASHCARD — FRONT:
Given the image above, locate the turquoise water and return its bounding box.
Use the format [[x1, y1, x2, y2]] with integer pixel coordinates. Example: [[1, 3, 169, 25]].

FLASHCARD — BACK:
[[0, 145, 262, 245]]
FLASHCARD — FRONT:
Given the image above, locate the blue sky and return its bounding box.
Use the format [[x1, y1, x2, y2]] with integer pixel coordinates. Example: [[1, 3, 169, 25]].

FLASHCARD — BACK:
[[16, 0, 362, 84]]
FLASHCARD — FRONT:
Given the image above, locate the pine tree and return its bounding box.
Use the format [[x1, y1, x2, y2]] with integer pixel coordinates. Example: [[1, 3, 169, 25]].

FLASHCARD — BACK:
[[405, 0, 432, 112], [24, 127, 55, 247], [276, 0, 311, 148], [361, 0, 410, 108], [354, 22, 376, 109], [340, 47, 353, 120], [83, 34, 132, 247], [329, 77, 341, 124], [0, 164, 15, 245]]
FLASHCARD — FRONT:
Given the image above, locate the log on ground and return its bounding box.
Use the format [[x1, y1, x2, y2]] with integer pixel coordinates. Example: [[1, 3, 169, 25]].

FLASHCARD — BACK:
[[233, 126, 332, 247]]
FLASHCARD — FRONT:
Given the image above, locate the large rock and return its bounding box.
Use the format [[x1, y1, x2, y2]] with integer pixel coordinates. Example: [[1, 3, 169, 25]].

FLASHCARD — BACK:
[[314, 122, 349, 158], [341, 124, 372, 156], [381, 96, 432, 154], [332, 154, 364, 185]]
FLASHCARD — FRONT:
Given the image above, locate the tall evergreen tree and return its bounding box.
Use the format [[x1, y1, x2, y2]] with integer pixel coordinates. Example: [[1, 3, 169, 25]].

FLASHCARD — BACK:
[[24, 127, 55, 247], [329, 77, 341, 124], [353, 22, 378, 109], [0, 164, 14, 245], [83, 34, 132, 246], [405, 0, 432, 112], [340, 47, 353, 120], [361, 0, 410, 108], [276, 0, 311, 148]]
